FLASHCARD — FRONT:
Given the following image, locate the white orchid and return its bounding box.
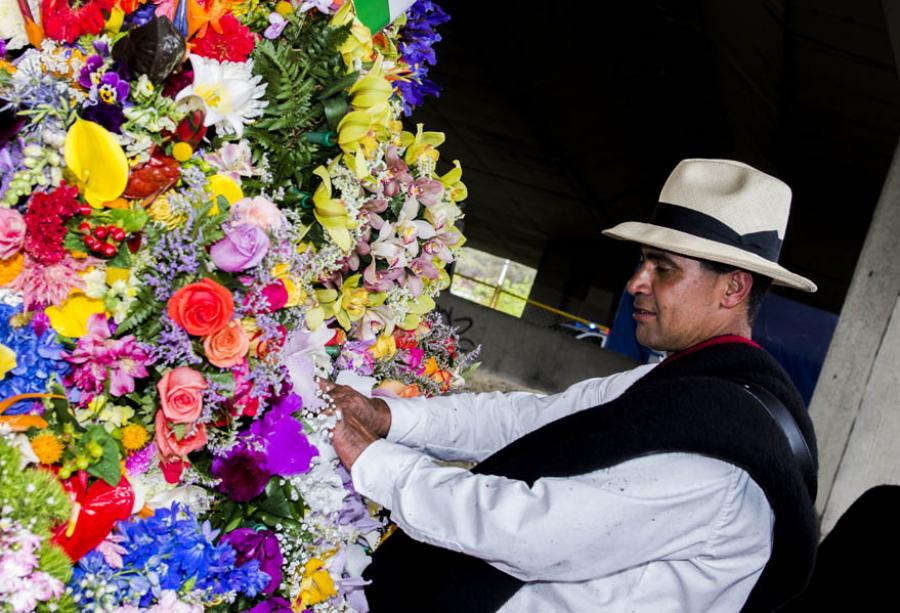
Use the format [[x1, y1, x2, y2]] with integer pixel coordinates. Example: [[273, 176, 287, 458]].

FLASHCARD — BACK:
[[177, 55, 267, 138], [370, 196, 436, 269]]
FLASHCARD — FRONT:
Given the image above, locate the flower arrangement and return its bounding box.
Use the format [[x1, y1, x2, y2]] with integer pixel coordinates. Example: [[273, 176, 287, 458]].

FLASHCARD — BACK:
[[0, 1, 477, 610]]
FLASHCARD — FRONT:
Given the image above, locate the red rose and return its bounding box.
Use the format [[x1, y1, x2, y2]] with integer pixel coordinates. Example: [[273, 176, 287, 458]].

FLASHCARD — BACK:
[[155, 410, 208, 461], [157, 366, 207, 423], [168, 278, 234, 336]]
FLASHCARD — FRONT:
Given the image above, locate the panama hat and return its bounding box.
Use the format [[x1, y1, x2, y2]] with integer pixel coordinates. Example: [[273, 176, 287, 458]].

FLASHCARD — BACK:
[[602, 158, 816, 292]]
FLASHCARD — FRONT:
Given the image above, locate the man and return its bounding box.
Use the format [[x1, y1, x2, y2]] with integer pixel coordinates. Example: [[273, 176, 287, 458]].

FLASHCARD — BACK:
[[324, 159, 819, 612]]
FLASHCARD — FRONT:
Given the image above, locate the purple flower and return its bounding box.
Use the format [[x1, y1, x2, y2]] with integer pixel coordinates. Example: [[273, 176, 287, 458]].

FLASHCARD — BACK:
[[98, 71, 130, 105], [211, 443, 272, 502], [221, 528, 283, 595], [249, 393, 318, 477], [81, 102, 126, 133], [210, 223, 270, 272], [78, 55, 104, 89], [247, 597, 293, 613]]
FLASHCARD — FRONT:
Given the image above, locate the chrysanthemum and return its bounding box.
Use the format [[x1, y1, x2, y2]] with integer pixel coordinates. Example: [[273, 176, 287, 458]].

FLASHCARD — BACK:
[[29, 432, 64, 465], [121, 423, 149, 451], [176, 55, 267, 138]]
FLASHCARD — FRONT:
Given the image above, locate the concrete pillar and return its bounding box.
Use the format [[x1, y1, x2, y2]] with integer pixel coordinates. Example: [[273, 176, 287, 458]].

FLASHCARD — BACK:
[[809, 138, 900, 534]]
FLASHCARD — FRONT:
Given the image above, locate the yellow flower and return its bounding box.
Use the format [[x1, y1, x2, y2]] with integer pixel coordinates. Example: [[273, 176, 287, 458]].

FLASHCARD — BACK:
[[371, 333, 397, 359], [348, 57, 392, 121], [45, 292, 106, 338], [337, 109, 388, 178], [121, 423, 150, 451], [64, 118, 129, 207], [297, 558, 337, 608], [31, 432, 64, 465], [400, 124, 445, 166], [147, 193, 188, 229], [439, 160, 468, 202], [312, 165, 353, 251], [172, 142, 193, 162], [208, 173, 243, 213], [0, 342, 16, 379]]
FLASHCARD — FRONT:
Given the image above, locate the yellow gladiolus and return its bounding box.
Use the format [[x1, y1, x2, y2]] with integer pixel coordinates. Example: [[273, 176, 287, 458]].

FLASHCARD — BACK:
[[45, 292, 106, 338], [64, 119, 129, 207], [312, 166, 353, 252], [400, 124, 445, 166], [297, 558, 337, 608]]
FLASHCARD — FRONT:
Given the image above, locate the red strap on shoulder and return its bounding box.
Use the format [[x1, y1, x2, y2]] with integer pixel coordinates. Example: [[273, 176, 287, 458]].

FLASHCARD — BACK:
[[663, 334, 762, 365]]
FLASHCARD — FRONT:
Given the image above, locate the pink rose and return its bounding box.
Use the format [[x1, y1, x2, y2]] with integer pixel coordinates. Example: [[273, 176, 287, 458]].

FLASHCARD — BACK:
[[210, 223, 270, 272], [0, 207, 26, 259], [155, 410, 208, 461], [231, 196, 284, 231], [157, 366, 207, 423]]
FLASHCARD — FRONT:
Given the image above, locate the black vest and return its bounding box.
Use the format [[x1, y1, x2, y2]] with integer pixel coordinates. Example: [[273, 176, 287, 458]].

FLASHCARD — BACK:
[[364, 341, 818, 612]]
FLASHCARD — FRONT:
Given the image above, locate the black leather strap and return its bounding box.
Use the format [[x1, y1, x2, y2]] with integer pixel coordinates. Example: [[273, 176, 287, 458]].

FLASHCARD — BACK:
[[733, 381, 816, 499]]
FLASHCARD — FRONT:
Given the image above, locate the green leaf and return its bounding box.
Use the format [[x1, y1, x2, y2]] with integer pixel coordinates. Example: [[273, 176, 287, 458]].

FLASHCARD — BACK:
[[171, 422, 186, 441], [206, 371, 235, 395], [85, 426, 122, 486], [257, 479, 292, 518], [316, 71, 360, 100]]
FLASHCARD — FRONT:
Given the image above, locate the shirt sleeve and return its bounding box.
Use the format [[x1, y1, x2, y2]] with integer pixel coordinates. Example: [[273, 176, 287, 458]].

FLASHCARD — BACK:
[[384, 363, 657, 463], [351, 442, 773, 583]]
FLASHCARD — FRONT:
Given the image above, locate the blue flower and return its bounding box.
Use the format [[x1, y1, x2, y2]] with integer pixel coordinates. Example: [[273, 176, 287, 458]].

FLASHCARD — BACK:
[[0, 304, 70, 414]]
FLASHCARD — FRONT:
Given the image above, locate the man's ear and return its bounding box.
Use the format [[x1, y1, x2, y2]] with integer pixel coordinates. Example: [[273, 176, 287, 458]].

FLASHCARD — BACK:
[[721, 270, 753, 310]]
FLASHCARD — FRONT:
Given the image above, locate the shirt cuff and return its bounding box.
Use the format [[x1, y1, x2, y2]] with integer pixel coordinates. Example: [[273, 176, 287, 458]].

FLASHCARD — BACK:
[[351, 438, 427, 509], [383, 397, 428, 444]]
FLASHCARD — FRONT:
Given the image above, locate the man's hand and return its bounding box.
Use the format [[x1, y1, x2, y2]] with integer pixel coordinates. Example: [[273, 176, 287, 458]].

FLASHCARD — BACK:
[[320, 380, 393, 469], [319, 381, 392, 438]]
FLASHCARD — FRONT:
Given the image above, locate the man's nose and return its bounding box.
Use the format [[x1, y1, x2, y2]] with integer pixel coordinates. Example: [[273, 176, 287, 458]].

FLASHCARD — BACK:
[[626, 263, 650, 296]]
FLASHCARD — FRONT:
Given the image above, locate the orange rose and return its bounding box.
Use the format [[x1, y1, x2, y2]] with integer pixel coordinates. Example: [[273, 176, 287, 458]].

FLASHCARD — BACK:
[[155, 410, 207, 460], [157, 366, 207, 423], [167, 278, 234, 336], [204, 319, 250, 368]]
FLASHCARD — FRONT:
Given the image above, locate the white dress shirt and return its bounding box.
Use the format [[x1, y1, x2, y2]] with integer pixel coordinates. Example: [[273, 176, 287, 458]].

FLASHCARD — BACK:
[[351, 364, 774, 612]]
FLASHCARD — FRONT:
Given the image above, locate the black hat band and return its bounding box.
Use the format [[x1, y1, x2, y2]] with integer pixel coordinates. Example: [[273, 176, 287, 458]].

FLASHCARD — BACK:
[[650, 202, 783, 262]]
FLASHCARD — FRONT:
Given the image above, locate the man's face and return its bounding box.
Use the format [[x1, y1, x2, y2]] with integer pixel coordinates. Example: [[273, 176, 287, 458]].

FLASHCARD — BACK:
[[625, 247, 729, 352]]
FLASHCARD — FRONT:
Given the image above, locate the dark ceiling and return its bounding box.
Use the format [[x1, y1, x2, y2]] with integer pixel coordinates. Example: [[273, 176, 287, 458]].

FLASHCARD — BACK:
[[415, 0, 900, 322]]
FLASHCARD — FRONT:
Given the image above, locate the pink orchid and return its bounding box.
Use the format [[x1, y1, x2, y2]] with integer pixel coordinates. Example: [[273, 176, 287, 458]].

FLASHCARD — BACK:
[[370, 197, 436, 269], [408, 177, 444, 207]]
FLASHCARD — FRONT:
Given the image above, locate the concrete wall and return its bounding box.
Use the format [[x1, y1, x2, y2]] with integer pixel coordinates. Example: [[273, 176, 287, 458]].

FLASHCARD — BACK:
[[437, 293, 639, 393], [809, 139, 900, 534]]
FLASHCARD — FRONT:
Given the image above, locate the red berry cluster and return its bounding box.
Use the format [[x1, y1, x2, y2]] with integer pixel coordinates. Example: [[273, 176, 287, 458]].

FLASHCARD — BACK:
[[79, 221, 127, 258]]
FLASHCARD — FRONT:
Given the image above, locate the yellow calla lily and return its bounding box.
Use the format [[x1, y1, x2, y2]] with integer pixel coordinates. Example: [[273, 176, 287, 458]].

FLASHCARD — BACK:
[[45, 292, 106, 338], [439, 160, 468, 202], [312, 166, 353, 252], [400, 123, 445, 166], [0, 343, 16, 379], [64, 118, 129, 207]]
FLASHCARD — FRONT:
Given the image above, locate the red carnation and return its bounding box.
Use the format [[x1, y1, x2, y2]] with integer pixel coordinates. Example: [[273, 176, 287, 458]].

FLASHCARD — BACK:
[[191, 13, 256, 63]]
